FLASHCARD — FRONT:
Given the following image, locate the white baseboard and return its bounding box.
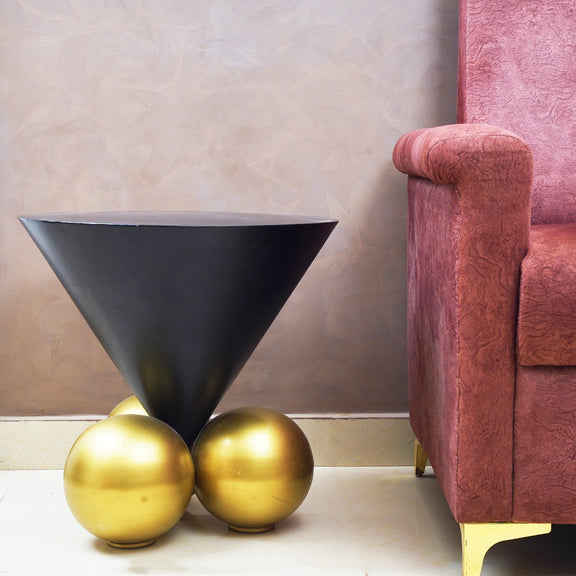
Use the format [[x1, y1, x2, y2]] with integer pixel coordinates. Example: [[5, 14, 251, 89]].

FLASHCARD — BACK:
[[0, 414, 414, 470]]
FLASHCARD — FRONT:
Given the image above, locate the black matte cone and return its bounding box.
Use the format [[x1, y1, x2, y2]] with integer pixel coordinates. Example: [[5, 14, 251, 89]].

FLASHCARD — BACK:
[[19, 211, 337, 446]]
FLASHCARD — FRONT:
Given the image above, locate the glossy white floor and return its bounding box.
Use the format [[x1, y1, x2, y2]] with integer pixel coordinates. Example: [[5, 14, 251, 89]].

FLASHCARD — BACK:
[[1, 467, 576, 576]]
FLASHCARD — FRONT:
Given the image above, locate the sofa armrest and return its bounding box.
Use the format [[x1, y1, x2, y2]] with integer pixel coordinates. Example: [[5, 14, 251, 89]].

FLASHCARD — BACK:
[[393, 123, 533, 523], [393, 123, 533, 187]]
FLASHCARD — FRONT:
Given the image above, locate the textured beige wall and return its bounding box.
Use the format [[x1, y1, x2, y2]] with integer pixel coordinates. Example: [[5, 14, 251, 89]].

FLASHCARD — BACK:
[[0, 0, 458, 416]]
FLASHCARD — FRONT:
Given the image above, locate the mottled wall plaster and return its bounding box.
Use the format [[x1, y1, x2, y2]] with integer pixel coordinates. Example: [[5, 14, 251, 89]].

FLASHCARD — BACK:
[[0, 0, 458, 416]]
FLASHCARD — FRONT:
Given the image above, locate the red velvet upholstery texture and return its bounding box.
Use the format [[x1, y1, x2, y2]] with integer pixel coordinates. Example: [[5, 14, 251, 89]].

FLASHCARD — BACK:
[[394, 124, 532, 522], [459, 0, 576, 225], [518, 224, 576, 366], [514, 365, 576, 523], [394, 0, 576, 526]]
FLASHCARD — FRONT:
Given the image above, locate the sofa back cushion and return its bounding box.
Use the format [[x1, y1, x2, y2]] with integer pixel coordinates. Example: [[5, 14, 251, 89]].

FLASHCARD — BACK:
[[458, 0, 576, 225]]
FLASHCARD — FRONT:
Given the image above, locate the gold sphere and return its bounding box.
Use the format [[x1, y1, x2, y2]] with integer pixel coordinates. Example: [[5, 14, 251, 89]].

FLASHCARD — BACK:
[[192, 407, 314, 533], [64, 414, 194, 548], [109, 395, 148, 417]]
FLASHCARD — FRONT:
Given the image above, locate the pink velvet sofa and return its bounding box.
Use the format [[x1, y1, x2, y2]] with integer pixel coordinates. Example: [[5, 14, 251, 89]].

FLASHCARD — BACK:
[[393, 1, 576, 574]]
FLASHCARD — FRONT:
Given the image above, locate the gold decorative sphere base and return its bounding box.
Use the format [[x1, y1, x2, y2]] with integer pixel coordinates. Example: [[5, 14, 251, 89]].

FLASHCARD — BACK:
[[107, 538, 157, 549], [64, 414, 194, 547], [192, 407, 314, 533], [109, 395, 148, 417], [229, 524, 275, 534]]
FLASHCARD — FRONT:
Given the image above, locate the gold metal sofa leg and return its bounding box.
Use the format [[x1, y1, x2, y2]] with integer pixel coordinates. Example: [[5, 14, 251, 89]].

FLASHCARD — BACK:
[[414, 438, 428, 476], [460, 522, 551, 576], [414, 439, 550, 575]]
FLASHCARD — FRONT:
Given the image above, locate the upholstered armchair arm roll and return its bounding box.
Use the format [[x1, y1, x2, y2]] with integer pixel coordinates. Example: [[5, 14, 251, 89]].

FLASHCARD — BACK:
[[393, 123, 533, 523], [393, 123, 533, 187]]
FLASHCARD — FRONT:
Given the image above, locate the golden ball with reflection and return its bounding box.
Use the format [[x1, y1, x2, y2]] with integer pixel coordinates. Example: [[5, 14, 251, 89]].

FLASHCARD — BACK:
[[109, 395, 148, 417], [192, 407, 314, 533], [64, 414, 194, 548]]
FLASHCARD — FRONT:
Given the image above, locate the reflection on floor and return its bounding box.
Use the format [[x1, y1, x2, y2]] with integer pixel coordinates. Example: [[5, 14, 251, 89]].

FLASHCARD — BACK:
[[1, 467, 575, 575]]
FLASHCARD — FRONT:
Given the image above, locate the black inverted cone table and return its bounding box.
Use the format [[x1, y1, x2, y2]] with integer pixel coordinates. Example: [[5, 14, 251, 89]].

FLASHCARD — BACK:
[[20, 211, 337, 446]]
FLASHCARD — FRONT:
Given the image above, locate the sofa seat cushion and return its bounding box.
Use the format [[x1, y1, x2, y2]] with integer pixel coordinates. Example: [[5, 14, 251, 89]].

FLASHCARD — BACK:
[[518, 223, 576, 366]]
